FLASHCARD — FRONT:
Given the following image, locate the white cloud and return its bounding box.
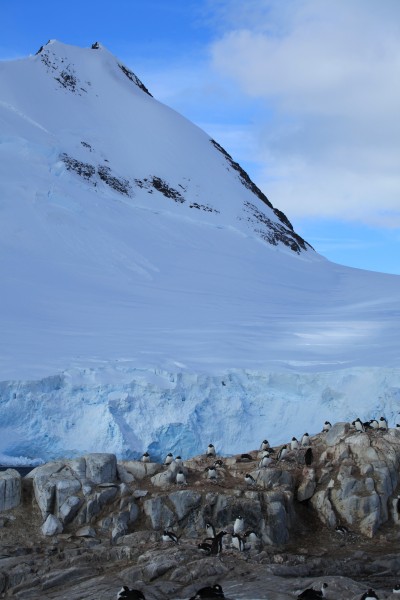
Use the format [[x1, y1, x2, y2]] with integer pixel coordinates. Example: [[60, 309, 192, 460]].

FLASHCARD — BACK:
[[209, 0, 400, 226]]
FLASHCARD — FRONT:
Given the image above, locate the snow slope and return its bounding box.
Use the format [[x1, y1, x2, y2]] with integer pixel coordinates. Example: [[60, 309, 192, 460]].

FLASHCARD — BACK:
[[1, 41, 400, 463]]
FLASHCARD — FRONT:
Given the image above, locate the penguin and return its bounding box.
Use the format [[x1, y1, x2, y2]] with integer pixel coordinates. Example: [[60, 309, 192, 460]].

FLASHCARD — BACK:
[[379, 416, 388, 430], [206, 444, 216, 457], [260, 450, 270, 458], [205, 522, 216, 538], [353, 418, 365, 433], [206, 466, 217, 480], [214, 459, 224, 468], [335, 525, 349, 535], [244, 530, 259, 543], [304, 447, 313, 466], [244, 473, 256, 486], [162, 530, 179, 543], [360, 590, 379, 600], [233, 515, 245, 534], [277, 445, 288, 461], [231, 533, 245, 551], [322, 421, 332, 432], [301, 433, 310, 446], [259, 454, 272, 468], [141, 452, 150, 463], [396, 424, 400, 429], [174, 455, 183, 465], [164, 452, 173, 466], [117, 586, 146, 600], [290, 437, 299, 450], [369, 419, 379, 429], [214, 530, 228, 553], [260, 440, 270, 451], [297, 582, 328, 600], [189, 584, 225, 599], [392, 584, 400, 594], [239, 453, 253, 461], [197, 542, 212, 554], [176, 469, 187, 485]]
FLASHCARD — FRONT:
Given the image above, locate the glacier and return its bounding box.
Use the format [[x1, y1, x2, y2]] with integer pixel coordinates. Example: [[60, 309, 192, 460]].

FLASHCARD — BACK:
[[1, 365, 400, 464], [1, 41, 400, 464]]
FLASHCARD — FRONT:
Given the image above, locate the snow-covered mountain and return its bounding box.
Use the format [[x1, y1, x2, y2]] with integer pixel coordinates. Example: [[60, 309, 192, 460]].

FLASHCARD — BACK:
[[1, 41, 400, 464]]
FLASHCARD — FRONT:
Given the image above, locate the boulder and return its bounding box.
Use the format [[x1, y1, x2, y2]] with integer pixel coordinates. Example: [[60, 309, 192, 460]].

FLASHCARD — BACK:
[[0, 469, 21, 511], [144, 496, 175, 530], [84, 453, 117, 484], [41, 514, 63, 536]]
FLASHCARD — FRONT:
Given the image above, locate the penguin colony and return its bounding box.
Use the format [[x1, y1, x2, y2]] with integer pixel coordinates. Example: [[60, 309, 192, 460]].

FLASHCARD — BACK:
[[118, 417, 394, 599]]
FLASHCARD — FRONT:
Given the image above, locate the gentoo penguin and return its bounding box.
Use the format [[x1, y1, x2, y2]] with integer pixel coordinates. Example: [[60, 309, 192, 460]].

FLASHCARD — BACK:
[[277, 445, 288, 461], [231, 533, 245, 551], [176, 469, 186, 485], [197, 542, 212, 554], [290, 437, 299, 450], [244, 530, 259, 544], [233, 516, 245, 534], [379, 416, 388, 430], [164, 452, 173, 466], [162, 530, 179, 543], [259, 454, 272, 468], [214, 459, 224, 468], [214, 530, 227, 552], [301, 433, 310, 446], [189, 584, 225, 599], [304, 447, 313, 466], [117, 586, 146, 600], [205, 522, 216, 538], [141, 452, 150, 463], [297, 582, 328, 600], [396, 424, 400, 429], [174, 455, 183, 465], [335, 525, 349, 535], [206, 444, 216, 457], [392, 584, 400, 594], [369, 419, 379, 429], [360, 589, 379, 600], [244, 473, 256, 486], [206, 466, 217, 480], [240, 453, 253, 461], [260, 440, 270, 451], [353, 418, 365, 433], [322, 421, 332, 432]]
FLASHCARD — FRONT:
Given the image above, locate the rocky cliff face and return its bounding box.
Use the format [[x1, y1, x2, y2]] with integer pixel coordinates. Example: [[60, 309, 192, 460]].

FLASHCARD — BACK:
[[1, 424, 400, 598]]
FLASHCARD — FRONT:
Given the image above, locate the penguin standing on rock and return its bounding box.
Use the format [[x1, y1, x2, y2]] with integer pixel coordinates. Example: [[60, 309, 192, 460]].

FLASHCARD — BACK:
[[301, 433, 310, 446], [206, 466, 217, 480], [231, 533, 245, 551], [233, 516, 245, 534], [176, 470, 187, 485], [174, 455, 183, 465], [206, 444, 216, 457], [353, 418, 365, 432], [290, 437, 299, 450], [379, 416, 388, 430], [322, 421, 332, 432], [189, 584, 225, 599], [259, 454, 272, 468], [360, 589, 379, 600], [244, 473, 256, 486], [260, 440, 270, 451], [162, 530, 179, 543], [297, 582, 328, 600], [164, 452, 173, 466], [205, 522, 216, 539], [141, 452, 150, 463], [117, 586, 146, 600], [277, 445, 288, 461]]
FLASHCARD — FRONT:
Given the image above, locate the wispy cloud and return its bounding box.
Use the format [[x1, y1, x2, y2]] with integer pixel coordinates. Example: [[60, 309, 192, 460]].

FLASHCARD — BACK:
[[208, 0, 400, 227]]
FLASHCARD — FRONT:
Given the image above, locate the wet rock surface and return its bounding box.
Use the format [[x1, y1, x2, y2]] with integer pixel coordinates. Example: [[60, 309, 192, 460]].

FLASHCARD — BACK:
[[2, 428, 400, 598]]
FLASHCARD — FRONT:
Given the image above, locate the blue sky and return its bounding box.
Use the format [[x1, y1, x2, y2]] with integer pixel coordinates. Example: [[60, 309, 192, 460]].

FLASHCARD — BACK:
[[1, 0, 400, 274]]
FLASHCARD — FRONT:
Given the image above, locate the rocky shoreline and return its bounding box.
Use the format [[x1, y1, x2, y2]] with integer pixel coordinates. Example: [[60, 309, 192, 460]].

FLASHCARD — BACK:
[[1, 423, 400, 599]]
